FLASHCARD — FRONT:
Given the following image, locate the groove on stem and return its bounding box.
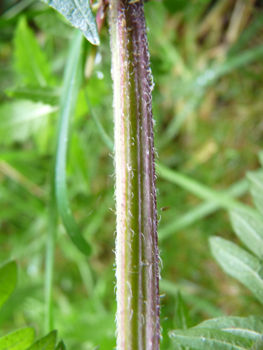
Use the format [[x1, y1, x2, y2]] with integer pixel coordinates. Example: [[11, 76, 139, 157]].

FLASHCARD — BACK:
[[109, 1, 160, 349]]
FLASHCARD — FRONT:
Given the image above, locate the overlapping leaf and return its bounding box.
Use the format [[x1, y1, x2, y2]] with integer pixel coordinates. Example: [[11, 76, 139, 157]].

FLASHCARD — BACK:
[[25, 330, 57, 350], [169, 328, 253, 350], [0, 327, 35, 350], [230, 208, 263, 260], [196, 316, 263, 341], [247, 171, 263, 218], [39, 0, 99, 45], [0, 100, 57, 145], [54, 341, 66, 350], [6, 86, 60, 106], [210, 237, 263, 305], [14, 17, 54, 87]]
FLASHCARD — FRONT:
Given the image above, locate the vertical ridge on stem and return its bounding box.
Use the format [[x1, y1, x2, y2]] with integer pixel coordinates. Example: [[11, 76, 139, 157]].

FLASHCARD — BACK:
[[109, 1, 160, 349]]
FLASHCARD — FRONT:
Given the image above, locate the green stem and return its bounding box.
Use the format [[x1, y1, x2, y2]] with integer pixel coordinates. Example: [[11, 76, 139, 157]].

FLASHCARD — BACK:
[[109, 1, 160, 349]]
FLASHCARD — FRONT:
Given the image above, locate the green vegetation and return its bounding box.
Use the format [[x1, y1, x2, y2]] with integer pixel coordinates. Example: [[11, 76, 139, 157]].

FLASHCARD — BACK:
[[0, 0, 263, 349]]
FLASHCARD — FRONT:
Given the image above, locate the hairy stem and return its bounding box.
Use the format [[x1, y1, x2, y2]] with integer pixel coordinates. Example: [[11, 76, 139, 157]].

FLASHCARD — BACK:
[[109, 1, 160, 349]]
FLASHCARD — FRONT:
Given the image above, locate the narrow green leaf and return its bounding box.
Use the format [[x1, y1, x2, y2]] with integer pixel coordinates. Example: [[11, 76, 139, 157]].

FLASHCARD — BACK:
[[0, 261, 17, 309], [158, 164, 251, 212], [169, 328, 253, 350], [229, 12, 263, 56], [159, 178, 248, 241], [192, 45, 263, 93], [216, 45, 263, 80], [54, 341, 66, 350], [0, 327, 35, 350], [25, 331, 56, 350], [2, 0, 35, 20], [39, 0, 100, 45], [5, 86, 60, 106], [173, 295, 190, 350], [14, 17, 53, 87], [174, 292, 189, 331], [210, 236, 263, 305], [55, 30, 91, 256], [196, 316, 263, 341], [0, 100, 57, 145], [230, 208, 263, 260], [247, 171, 263, 217]]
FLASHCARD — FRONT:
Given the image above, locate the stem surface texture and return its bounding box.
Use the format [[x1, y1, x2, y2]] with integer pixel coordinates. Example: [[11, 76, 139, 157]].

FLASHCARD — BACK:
[[109, 1, 160, 349]]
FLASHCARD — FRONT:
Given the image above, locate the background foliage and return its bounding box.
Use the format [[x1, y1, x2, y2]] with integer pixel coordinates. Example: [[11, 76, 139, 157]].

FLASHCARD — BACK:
[[0, 0, 263, 349]]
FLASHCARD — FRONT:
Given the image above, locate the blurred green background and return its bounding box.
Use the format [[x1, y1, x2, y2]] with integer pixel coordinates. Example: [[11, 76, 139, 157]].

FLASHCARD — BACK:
[[0, 0, 263, 349]]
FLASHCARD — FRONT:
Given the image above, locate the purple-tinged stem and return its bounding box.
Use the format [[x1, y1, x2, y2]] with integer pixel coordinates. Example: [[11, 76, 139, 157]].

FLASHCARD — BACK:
[[109, 1, 160, 349]]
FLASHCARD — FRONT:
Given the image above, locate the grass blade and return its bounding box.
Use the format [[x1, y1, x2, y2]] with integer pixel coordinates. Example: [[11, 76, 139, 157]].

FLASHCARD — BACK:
[[55, 30, 91, 256], [163, 44, 263, 141], [2, 0, 35, 20], [159, 178, 248, 241], [216, 45, 263, 80], [158, 164, 250, 211]]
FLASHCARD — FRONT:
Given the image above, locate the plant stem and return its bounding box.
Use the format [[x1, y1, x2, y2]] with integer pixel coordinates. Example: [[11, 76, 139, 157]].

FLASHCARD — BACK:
[[109, 1, 160, 349]]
